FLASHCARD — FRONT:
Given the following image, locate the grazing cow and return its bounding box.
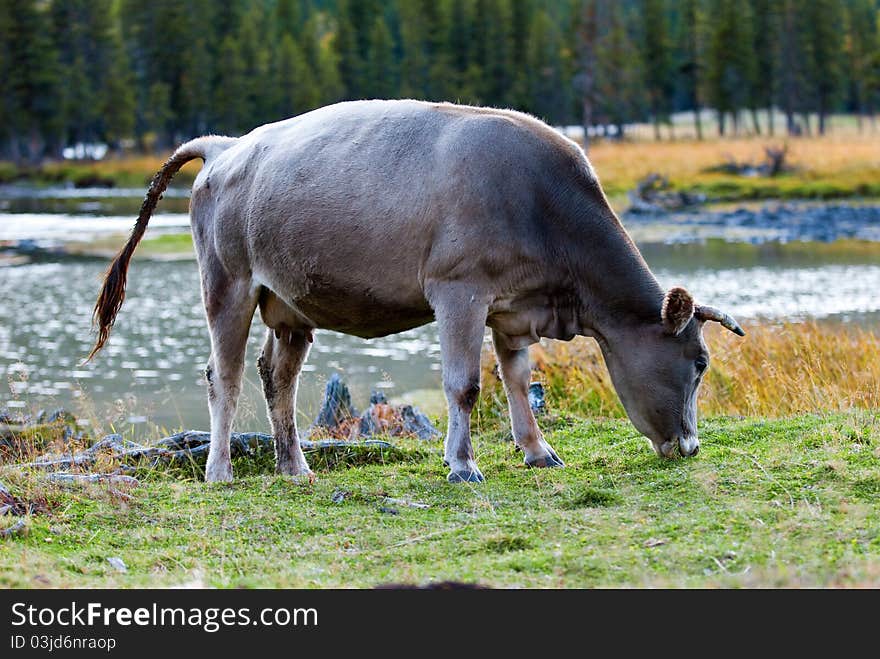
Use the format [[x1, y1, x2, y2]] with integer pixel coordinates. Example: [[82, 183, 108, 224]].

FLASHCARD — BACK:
[[89, 100, 744, 484]]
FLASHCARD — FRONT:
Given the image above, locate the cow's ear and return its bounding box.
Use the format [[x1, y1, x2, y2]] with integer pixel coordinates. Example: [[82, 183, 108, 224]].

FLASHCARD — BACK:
[[661, 287, 695, 336]]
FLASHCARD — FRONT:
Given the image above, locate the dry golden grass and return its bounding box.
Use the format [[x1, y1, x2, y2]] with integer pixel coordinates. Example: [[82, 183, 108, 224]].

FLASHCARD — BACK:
[[587, 132, 880, 198], [480, 321, 880, 420]]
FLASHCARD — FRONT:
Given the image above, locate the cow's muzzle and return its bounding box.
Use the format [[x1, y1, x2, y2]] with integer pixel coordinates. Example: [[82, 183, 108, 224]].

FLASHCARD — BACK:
[[654, 436, 700, 459]]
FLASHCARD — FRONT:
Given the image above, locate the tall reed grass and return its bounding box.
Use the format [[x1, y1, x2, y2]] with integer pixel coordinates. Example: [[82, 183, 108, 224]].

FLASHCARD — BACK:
[[479, 321, 880, 420]]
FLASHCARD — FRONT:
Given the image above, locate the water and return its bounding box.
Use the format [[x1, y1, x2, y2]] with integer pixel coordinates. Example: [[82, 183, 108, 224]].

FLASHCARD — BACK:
[[1, 187, 878, 433]]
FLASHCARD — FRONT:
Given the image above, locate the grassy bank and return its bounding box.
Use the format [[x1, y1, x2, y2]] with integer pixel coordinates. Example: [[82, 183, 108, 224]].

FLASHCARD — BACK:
[[1, 411, 877, 588], [0, 156, 203, 189], [3, 132, 879, 204], [1, 322, 878, 588]]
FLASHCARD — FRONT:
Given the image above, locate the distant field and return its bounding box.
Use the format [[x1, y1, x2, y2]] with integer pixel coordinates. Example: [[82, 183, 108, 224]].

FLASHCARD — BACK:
[[588, 132, 880, 203]]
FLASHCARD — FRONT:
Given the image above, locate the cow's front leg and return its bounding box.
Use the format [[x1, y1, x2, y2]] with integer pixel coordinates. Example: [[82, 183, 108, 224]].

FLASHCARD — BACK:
[[430, 284, 488, 483], [491, 330, 563, 468]]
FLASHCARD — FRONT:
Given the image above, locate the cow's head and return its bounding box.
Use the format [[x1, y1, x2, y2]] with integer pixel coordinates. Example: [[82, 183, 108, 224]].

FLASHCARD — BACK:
[[598, 287, 744, 458]]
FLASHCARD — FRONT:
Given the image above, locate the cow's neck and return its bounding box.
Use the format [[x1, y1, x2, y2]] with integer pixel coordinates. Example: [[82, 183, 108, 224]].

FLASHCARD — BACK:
[[565, 201, 665, 341]]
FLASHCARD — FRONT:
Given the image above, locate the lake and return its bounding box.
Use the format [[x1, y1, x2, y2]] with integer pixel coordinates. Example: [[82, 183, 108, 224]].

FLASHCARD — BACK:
[[1, 186, 878, 434]]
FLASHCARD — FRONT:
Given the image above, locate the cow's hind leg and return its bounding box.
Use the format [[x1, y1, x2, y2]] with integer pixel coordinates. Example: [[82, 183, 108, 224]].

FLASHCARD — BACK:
[[257, 326, 313, 479], [429, 284, 488, 483], [203, 278, 259, 483], [491, 330, 563, 468]]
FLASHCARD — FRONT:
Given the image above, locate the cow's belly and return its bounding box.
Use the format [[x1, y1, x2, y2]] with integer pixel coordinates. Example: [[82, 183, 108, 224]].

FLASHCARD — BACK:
[[295, 290, 435, 338], [257, 269, 434, 339]]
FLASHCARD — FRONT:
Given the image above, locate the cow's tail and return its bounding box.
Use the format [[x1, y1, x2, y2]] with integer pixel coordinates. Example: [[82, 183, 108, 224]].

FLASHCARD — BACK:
[[87, 135, 237, 361]]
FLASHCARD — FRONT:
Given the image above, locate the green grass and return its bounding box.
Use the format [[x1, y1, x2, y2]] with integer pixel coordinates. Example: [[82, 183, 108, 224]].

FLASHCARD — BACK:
[[2, 410, 878, 588], [65, 232, 195, 259]]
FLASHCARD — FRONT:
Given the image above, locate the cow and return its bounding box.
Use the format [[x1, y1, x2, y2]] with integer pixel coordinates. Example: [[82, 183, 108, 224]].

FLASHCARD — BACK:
[[89, 99, 744, 484]]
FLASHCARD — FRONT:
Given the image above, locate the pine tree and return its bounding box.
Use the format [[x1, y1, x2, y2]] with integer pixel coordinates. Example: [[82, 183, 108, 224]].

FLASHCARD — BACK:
[[803, 0, 844, 134], [750, 0, 781, 135], [596, 3, 642, 139], [424, 0, 453, 101], [145, 81, 173, 149], [640, 0, 673, 140], [238, 4, 272, 127], [275, 0, 302, 39], [678, 0, 705, 139], [575, 0, 599, 151], [101, 29, 136, 150], [50, 0, 115, 146], [214, 35, 248, 135], [366, 15, 396, 99], [398, 0, 429, 98], [846, 0, 880, 130], [275, 33, 319, 118], [0, 3, 13, 154], [484, 0, 515, 107], [447, 0, 473, 99], [509, 0, 533, 108], [335, 1, 361, 99], [527, 9, 567, 123], [779, 0, 813, 135], [3, 0, 61, 162], [317, 37, 345, 105], [706, 0, 756, 136]]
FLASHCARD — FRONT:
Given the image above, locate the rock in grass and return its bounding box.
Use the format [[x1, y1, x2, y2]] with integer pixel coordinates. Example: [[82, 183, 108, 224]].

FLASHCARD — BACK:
[[313, 376, 440, 441], [0, 518, 27, 539], [528, 382, 546, 415], [312, 373, 359, 430], [107, 557, 127, 573]]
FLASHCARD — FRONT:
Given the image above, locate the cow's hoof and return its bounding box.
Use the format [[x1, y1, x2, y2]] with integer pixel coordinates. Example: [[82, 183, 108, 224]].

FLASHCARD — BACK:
[[205, 462, 233, 482], [447, 469, 485, 483], [526, 451, 564, 469]]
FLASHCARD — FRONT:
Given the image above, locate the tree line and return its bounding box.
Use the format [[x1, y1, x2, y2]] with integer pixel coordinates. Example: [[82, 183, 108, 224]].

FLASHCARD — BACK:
[[1, 0, 879, 162]]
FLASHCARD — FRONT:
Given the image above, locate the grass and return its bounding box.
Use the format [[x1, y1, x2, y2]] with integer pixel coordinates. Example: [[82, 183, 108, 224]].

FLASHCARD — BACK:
[[1, 411, 878, 588], [65, 232, 196, 259], [1, 321, 878, 588], [0, 155, 202, 189], [2, 131, 879, 206]]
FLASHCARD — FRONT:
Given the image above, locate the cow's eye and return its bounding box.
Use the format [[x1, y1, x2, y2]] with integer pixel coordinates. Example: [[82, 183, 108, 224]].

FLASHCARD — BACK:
[[695, 356, 709, 373]]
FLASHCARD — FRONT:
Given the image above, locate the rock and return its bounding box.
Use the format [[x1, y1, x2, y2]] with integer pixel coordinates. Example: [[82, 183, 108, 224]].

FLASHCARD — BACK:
[[310, 378, 440, 441], [0, 518, 27, 539], [400, 404, 441, 440], [47, 408, 75, 424], [312, 373, 359, 430], [107, 557, 127, 573], [528, 382, 546, 415]]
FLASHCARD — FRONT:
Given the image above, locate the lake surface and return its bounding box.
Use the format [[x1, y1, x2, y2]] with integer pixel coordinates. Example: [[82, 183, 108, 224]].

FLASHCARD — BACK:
[[1, 187, 878, 433]]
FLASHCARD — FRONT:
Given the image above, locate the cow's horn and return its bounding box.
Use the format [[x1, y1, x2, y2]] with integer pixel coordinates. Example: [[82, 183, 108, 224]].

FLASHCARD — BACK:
[[695, 305, 745, 336]]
